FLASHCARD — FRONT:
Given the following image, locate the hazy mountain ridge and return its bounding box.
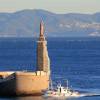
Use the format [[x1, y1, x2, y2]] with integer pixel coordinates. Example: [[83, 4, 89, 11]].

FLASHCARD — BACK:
[[0, 9, 100, 37]]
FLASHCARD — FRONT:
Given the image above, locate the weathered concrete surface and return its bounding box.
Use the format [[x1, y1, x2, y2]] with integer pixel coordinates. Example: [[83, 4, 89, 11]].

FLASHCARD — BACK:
[[0, 71, 49, 96]]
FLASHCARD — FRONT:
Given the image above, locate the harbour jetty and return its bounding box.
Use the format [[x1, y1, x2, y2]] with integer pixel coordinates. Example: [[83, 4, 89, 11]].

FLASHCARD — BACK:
[[0, 21, 50, 96]]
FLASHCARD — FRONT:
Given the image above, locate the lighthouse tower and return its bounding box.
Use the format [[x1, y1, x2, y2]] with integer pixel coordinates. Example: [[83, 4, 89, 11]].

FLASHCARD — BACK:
[[37, 21, 50, 73]]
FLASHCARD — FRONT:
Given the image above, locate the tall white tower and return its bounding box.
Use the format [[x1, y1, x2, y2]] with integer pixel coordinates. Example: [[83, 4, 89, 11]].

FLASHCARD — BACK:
[[37, 21, 50, 73]]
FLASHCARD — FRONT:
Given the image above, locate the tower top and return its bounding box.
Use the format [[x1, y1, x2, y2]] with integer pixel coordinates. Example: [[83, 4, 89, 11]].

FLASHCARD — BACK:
[[40, 21, 44, 36], [39, 21, 45, 41]]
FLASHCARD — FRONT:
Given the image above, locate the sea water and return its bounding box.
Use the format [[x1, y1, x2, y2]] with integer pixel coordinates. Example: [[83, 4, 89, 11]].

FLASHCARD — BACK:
[[0, 37, 100, 100]]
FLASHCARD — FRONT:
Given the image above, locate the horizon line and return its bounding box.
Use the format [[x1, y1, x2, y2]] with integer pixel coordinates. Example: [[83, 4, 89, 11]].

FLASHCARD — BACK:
[[0, 9, 100, 15]]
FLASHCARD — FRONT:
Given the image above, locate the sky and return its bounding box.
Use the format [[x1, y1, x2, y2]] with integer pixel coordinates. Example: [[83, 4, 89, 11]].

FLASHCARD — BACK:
[[0, 0, 100, 14]]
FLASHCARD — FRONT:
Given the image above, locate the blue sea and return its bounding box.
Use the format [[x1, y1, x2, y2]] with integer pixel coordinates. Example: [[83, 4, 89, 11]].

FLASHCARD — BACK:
[[0, 37, 100, 100]]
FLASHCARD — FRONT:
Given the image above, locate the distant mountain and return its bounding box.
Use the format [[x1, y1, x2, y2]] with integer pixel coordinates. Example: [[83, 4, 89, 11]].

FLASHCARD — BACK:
[[0, 9, 100, 37]]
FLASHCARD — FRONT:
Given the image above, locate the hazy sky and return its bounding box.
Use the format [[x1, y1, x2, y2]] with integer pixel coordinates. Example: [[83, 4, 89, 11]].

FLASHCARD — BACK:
[[0, 0, 100, 13]]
